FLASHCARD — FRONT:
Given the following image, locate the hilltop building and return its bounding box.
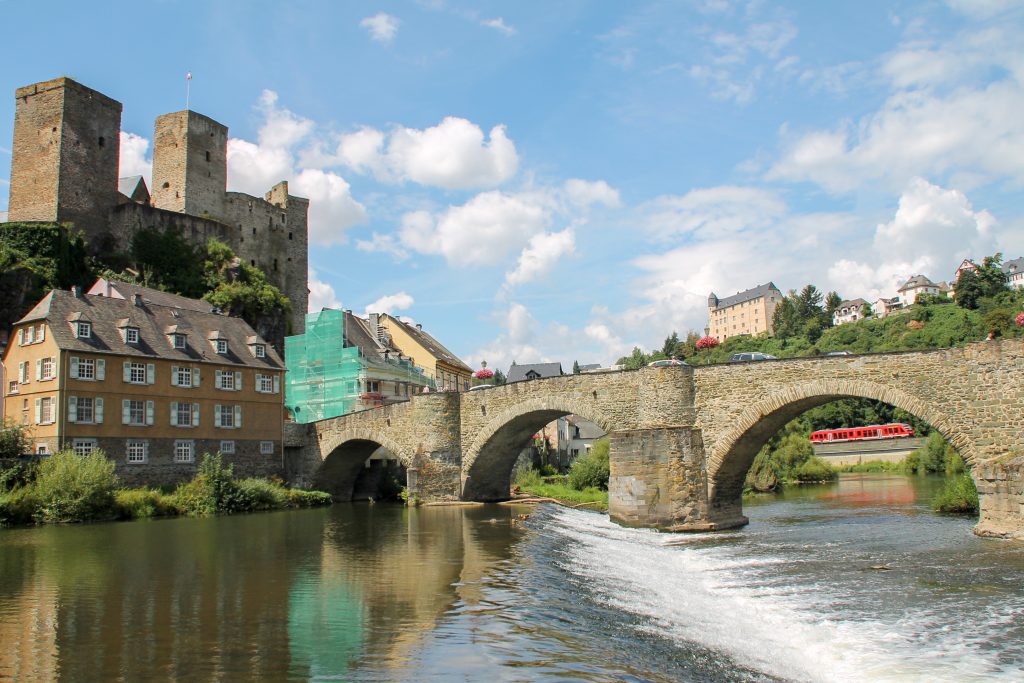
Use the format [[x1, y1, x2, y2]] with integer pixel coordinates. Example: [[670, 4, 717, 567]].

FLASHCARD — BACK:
[[372, 313, 473, 392], [5, 76, 309, 336], [897, 275, 945, 306], [1, 280, 284, 484], [707, 282, 783, 342], [284, 309, 435, 424], [833, 298, 868, 326]]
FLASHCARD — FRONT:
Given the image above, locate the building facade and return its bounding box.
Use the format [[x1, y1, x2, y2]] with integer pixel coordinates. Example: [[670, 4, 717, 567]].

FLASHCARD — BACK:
[[1003, 257, 1024, 290], [284, 309, 435, 424], [373, 313, 472, 392], [1, 282, 285, 485], [832, 298, 868, 325], [707, 282, 783, 342], [5, 77, 309, 337], [897, 274, 942, 306]]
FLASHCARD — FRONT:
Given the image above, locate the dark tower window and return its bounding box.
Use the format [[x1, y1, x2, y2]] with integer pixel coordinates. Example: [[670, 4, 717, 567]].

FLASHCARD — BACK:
[[206, 151, 211, 162], [250, 260, 256, 267], [98, 136, 105, 147], [163, 182, 170, 189], [252, 227, 256, 235], [274, 259, 278, 271], [288, 232, 293, 240]]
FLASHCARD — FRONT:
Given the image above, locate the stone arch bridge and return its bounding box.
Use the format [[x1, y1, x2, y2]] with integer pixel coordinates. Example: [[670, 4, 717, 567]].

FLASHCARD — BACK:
[[286, 339, 1024, 539]]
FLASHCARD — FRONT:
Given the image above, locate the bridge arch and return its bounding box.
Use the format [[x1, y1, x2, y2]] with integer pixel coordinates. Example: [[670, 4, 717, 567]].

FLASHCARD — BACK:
[[706, 378, 977, 523], [462, 396, 616, 502], [313, 427, 411, 501]]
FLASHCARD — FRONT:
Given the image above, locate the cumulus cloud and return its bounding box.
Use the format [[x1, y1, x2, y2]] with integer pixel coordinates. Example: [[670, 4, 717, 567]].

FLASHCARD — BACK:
[[336, 117, 519, 190], [826, 178, 997, 300], [118, 132, 152, 186], [466, 302, 548, 371], [640, 186, 787, 240], [290, 169, 368, 246], [563, 179, 621, 208], [308, 268, 341, 311], [365, 291, 414, 315], [482, 17, 516, 35], [361, 13, 399, 44], [504, 229, 575, 288]]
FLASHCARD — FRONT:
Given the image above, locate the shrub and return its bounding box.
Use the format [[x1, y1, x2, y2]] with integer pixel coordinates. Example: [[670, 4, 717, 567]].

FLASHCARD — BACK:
[[567, 439, 610, 491], [113, 488, 176, 519], [0, 420, 31, 460], [0, 487, 40, 526], [286, 489, 332, 508], [0, 458, 38, 491], [745, 450, 781, 492], [235, 478, 287, 511], [32, 450, 118, 523], [514, 467, 544, 488], [932, 474, 979, 514], [792, 457, 837, 483]]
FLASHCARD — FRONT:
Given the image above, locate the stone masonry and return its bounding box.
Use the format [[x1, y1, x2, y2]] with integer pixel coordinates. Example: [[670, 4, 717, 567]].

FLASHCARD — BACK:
[[5, 77, 309, 338], [287, 338, 1024, 539]]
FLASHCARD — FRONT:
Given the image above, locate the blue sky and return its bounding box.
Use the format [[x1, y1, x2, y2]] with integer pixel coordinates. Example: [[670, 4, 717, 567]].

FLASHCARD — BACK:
[[2, 0, 1023, 371]]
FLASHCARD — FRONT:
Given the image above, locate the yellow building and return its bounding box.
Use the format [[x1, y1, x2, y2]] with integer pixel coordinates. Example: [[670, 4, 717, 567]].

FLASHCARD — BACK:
[[2, 281, 285, 485], [372, 313, 472, 392], [707, 282, 783, 342]]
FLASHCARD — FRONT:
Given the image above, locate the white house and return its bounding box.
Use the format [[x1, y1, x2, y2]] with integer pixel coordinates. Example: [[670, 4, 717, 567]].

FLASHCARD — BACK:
[[833, 298, 868, 325], [897, 275, 942, 306]]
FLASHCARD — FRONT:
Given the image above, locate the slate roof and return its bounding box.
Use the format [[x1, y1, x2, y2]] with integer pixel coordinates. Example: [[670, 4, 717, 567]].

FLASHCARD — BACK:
[[17, 285, 282, 370], [1003, 257, 1024, 274], [389, 316, 471, 372], [898, 274, 937, 291], [117, 175, 149, 203], [343, 312, 394, 359], [567, 416, 606, 440], [88, 278, 215, 313], [507, 362, 563, 383], [708, 282, 781, 310], [837, 298, 867, 310], [577, 363, 601, 372]]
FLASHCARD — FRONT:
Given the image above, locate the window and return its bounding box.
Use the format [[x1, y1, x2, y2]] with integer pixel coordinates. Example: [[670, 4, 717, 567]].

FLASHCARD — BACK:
[[126, 440, 148, 464], [173, 402, 196, 427], [253, 344, 266, 358], [124, 327, 139, 344], [76, 322, 92, 339], [38, 357, 56, 381], [8, 381, 18, 395], [126, 362, 148, 384], [73, 396, 94, 423], [220, 440, 235, 455], [256, 374, 279, 394], [24, 326, 34, 344], [217, 404, 236, 428], [125, 399, 148, 426], [216, 370, 238, 391], [172, 333, 187, 350], [367, 380, 380, 393], [173, 366, 194, 387], [174, 440, 194, 463], [213, 339, 228, 354], [35, 444, 48, 455], [260, 441, 274, 455], [72, 439, 97, 456], [37, 397, 54, 425]]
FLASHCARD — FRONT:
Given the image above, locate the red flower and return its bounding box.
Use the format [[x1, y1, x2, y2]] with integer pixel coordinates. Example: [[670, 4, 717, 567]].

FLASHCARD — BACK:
[[696, 335, 720, 349], [1015, 312, 1024, 327], [473, 368, 494, 379]]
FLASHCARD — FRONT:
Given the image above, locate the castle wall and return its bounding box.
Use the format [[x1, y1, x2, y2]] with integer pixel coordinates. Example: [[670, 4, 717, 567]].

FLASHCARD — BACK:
[[8, 78, 121, 243]]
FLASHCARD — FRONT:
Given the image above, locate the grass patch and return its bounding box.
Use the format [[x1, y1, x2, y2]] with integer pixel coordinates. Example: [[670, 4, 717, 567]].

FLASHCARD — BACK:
[[932, 474, 979, 514], [518, 478, 608, 510], [835, 460, 906, 473]]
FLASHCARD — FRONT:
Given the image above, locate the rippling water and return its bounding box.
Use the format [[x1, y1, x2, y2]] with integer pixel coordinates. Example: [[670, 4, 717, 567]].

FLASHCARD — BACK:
[[1, 474, 1022, 682]]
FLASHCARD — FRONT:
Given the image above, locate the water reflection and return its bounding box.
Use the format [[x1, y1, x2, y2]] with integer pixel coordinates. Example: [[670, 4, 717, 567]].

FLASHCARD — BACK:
[[0, 504, 528, 682]]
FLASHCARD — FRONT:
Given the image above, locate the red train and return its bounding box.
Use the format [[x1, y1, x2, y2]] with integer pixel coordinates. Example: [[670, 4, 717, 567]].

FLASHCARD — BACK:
[[810, 423, 915, 444]]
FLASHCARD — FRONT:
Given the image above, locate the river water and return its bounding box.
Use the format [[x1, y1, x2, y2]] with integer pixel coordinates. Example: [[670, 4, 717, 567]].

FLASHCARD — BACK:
[[1, 473, 1022, 682]]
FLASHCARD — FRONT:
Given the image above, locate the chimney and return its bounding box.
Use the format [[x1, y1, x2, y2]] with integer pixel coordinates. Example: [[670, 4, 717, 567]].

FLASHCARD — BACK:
[[416, 323, 422, 330], [131, 294, 142, 307], [71, 285, 82, 298]]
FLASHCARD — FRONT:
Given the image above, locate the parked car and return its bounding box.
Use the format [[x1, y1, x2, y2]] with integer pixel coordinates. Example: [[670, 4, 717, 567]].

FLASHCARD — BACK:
[[648, 358, 690, 367], [729, 352, 777, 362], [469, 384, 494, 391], [825, 350, 853, 356], [581, 364, 625, 374]]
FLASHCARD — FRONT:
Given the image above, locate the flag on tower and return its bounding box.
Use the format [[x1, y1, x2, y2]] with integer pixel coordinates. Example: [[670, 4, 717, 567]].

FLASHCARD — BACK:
[[187, 72, 192, 81]]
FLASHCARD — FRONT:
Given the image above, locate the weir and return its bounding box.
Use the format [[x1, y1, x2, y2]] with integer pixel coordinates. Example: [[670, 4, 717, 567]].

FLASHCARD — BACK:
[[287, 338, 1024, 539]]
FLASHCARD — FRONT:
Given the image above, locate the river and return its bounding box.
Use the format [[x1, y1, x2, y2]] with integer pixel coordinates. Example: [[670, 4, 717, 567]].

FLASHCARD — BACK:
[[1, 473, 1022, 682]]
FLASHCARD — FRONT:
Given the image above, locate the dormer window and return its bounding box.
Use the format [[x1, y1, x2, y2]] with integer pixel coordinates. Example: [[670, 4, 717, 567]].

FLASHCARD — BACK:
[[215, 339, 228, 355], [172, 334, 186, 350], [124, 327, 139, 344], [76, 322, 92, 339], [254, 344, 265, 358]]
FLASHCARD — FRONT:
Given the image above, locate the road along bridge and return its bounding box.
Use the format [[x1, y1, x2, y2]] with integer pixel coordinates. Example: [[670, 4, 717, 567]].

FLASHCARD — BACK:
[[284, 338, 1024, 539]]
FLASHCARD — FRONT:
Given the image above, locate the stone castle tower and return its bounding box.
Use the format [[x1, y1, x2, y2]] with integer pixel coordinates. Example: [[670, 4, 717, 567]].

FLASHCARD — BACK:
[[5, 77, 309, 337]]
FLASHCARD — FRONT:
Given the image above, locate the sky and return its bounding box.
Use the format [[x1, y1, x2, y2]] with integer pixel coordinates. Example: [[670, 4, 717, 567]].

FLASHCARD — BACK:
[[1, 0, 1023, 372]]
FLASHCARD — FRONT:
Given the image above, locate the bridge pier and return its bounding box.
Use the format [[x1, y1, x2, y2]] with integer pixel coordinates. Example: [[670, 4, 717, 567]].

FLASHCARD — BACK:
[[974, 455, 1024, 540], [608, 427, 727, 531]]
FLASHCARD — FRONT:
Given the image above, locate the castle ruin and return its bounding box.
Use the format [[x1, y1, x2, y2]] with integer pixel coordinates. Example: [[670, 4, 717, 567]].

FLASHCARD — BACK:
[[5, 76, 309, 336]]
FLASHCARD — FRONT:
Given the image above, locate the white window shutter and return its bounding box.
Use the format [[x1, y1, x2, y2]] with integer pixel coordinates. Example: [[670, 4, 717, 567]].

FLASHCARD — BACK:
[[17, 329, 24, 345], [96, 398, 104, 424], [49, 357, 56, 378], [123, 362, 131, 382], [36, 359, 42, 381], [38, 325, 44, 342], [216, 370, 222, 386], [192, 403, 200, 426], [170, 401, 178, 426], [214, 405, 222, 428], [122, 400, 130, 424], [96, 359, 106, 381], [147, 364, 155, 385], [234, 405, 242, 429], [235, 371, 242, 390], [146, 400, 155, 426], [273, 375, 280, 394], [68, 396, 78, 422], [144, 442, 150, 459], [35, 398, 42, 424], [71, 356, 79, 379], [193, 368, 201, 387]]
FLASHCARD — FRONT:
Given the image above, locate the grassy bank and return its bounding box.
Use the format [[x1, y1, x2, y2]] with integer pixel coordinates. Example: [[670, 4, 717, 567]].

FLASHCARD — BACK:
[[0, 450, 331, 527], [514, 438, 610, 511]]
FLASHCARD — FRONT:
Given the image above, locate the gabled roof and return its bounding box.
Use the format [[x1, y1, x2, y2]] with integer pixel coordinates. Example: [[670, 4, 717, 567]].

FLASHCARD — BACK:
[[1003, 257, 1024, 274], [88, 278, 215, 313], [507, 362, 563, 383], [117, 175, 150, 203], [383, 314, 471, 372], [13, 285, 281, 369], [898, 274, 937, 291], [709, 282, 781, 310], [836, 298, 867, 310]]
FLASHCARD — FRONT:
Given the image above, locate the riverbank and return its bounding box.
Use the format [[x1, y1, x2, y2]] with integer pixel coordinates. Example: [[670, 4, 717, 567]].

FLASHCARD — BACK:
[[0, 450, 331, 527]]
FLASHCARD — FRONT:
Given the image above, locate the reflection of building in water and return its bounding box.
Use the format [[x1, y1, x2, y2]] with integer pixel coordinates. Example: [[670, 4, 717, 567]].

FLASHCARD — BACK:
[[0, 576, 59, 681]]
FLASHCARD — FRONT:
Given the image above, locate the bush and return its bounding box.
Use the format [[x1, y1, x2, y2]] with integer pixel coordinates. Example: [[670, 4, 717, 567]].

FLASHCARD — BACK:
[[170, 453, 242, 516], [0, 487, 40, 526], [567, 439, 610, 491], [235, 478, 287, 511], [745, 450, 781, 492], [514, 467, 544, 488], [0, 420, 30, 460], [286, 489, 333, 508], [32, 450, 118, 523], [793, 457, 837, 483], [113, 488, 176, 519], [932, 474, 979, 514]]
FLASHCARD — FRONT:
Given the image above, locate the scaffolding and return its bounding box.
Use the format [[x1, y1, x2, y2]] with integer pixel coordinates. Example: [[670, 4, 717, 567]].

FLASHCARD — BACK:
[[285, 309, 435, 424]]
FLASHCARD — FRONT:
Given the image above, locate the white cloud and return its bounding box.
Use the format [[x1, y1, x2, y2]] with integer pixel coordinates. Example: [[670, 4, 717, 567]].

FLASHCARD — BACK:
[[337, 117, 519, 190], [356, 232, 410, 260], [826, 178, 998, 299], [466, 302, 548, 371], [563, 179, 622, 208], [361, 13, 400, 44], [118, 132, 152, 187], [482, 17, 516, 35], [290, 169, 368, 245], [504, 229, 575, 288], [640, 186, 787, 240], [365, 291, 414, 315], [308, 268, 341, 311], [945, 0, 1020, 18]]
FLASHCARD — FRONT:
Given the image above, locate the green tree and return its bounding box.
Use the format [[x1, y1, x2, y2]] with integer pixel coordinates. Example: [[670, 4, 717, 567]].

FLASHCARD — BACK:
[[0, 420, 30, 459], [202, 239, 291, 324], [860, 302, 873, 318], [825, 291, 843, 318], [572, 360, 581, 374], [618, 346, 650, 370], [492, 369, 507, 385], [955, 268, 983, 310], [662, 331, 680, 356]]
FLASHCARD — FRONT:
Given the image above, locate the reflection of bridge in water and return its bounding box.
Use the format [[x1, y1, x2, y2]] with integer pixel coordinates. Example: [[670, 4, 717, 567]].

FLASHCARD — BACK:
[[287, 338, 1024, 539]]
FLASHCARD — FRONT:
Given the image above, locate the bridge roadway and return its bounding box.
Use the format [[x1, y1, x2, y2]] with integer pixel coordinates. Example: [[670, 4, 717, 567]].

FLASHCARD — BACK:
[[286, 338, 1024, 539]]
